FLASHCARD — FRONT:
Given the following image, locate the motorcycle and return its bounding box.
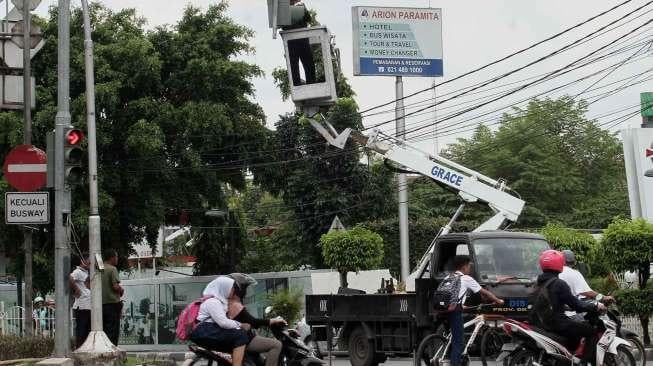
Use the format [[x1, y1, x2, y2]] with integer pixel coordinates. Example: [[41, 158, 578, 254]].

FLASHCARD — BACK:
[[498, 308, 636, 366], [186, 307, 325, 366]]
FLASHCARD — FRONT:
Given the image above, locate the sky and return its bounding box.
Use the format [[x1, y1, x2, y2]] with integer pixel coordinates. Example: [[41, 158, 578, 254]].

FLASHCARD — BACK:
[[31, 0, 653, 152]]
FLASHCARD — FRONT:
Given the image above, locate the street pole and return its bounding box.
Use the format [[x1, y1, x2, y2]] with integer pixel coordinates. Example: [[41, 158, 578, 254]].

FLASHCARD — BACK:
[[54, 0, 71, 357], [73, 0, 122, 360], [396, 76, 410, 283], [22, 1, 33, 337]]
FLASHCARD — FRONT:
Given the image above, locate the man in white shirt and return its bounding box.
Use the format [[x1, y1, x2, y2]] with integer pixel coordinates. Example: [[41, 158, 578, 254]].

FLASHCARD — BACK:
[[69, 252, 91, 348], [448, 255, 504, 366], [558, 250, 613, 320]]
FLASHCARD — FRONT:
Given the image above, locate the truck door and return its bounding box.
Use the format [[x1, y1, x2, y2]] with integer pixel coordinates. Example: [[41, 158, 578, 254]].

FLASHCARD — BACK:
[[430, 238, 472, 281]]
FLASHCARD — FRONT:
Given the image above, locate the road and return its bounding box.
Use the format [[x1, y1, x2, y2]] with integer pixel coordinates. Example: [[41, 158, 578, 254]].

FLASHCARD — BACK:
[[329, 358, 487, 366]]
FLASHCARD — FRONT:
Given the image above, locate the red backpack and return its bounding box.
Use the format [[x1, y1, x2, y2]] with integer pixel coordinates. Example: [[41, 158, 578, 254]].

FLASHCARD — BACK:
[[176, 295, 213, 341]]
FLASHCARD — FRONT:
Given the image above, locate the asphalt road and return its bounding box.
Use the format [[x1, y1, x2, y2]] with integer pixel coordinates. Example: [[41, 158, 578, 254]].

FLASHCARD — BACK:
[[329, 358, 487, 366]]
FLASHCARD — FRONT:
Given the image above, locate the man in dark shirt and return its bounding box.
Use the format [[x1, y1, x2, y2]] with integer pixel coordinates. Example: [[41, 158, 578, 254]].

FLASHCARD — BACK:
[[102, 249, 124, 346], [533, 250, 605, 362]]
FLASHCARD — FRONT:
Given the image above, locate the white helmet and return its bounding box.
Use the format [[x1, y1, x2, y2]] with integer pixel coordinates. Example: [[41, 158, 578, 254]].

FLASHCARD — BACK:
[[34, 296, 44, 303]]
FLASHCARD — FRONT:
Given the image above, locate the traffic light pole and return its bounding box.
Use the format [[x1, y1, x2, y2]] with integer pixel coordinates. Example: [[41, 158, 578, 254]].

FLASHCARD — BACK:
[[22, 1, 33, 338], [54, 0, 71, 357]]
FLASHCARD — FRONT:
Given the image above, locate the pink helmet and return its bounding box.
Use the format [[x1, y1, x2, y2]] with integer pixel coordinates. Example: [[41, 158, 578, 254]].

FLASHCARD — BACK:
[[539, 250, 565, 273]]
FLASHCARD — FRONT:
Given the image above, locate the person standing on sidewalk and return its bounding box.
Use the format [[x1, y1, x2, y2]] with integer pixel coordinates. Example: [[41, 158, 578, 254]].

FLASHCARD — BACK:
[[102, 249, 124, 346], [70, 252, 91, 348]]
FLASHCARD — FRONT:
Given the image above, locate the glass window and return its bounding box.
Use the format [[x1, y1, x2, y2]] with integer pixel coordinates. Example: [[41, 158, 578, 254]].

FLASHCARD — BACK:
[[473, 238, 550, 282], [157, 282, 208, 344], [287, 37, 326, 86], [120, 284, 155, 345]]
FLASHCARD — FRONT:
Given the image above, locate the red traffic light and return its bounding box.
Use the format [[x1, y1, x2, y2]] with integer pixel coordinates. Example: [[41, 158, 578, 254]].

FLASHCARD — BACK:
[[66, 129, 84, 145]]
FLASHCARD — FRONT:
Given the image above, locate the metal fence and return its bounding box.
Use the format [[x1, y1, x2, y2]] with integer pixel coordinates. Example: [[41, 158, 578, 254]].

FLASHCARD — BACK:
[[0, 303, 63, 337]]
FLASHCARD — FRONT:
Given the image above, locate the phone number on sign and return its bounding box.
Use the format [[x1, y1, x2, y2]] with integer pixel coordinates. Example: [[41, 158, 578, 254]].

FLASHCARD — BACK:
[[381, 66, 423, 73]]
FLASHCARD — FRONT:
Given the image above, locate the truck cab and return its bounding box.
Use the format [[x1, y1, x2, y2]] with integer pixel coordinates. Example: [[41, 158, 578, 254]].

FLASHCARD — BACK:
[[415, 231, 550, 329]]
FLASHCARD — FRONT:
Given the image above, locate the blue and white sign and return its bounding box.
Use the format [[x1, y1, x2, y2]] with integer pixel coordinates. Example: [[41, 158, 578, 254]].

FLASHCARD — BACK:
[[352, 6, 443, 77]]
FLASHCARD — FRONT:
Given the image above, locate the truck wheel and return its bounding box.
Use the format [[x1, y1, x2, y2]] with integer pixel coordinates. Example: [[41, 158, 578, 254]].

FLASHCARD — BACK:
[[349, 326, 376, 366]]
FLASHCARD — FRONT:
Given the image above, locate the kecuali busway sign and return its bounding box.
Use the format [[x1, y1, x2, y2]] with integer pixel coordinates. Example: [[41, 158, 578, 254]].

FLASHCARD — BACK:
[[352, 6, 443, 77]]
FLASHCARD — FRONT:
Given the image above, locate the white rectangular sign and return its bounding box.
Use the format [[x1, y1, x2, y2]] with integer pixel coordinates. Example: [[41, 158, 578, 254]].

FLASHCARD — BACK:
[[622, 128, 653, 220], [352, 6, 443, 77], [5, 192, 49, 224]]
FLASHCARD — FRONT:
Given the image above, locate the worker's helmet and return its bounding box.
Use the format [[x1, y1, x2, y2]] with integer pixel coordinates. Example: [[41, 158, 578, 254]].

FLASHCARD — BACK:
[[561, 250, 576, 266], [33, 296, 44, 304], [539, 250, 565, 273], [227, 273, 257, 299]]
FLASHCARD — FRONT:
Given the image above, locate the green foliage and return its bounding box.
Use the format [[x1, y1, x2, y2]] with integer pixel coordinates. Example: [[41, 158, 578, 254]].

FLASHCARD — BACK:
[[0, 3, 271, 289], [258, 99, 394, 267], [320, 226, 384, 287], [361, 217, 477, 278], [602, 218, 653, 288], [268, 288, 303, 325], [444, 97, 628, 228], [615, 288, 653, 318], [0, 335, 54, 361], [588, 276, 619, 295], [540, 224, 595, 263]]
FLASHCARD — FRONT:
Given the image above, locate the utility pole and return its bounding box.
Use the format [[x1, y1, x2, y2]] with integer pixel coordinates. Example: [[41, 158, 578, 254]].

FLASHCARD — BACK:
[[21, 0, 33, 337], [73, 0, 123, 361], [396, 76, 410, 283], [53, 0, 71, 357]]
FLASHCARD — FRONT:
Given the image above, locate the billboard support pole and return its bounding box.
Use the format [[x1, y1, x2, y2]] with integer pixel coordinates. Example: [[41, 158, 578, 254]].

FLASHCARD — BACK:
[[396, 76, 410, 283]]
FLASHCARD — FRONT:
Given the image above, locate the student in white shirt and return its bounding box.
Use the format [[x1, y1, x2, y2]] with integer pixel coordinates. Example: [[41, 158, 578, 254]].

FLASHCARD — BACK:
[[190, 276, 251, 366], [447, 255, 504, 366], [558, 250, 613, 319], [69, 252, 91, 349]]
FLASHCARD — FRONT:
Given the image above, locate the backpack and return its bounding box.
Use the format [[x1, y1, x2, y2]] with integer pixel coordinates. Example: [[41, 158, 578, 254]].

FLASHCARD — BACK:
[[528, 277, 557, 330], [432, 273, 463, 312], [176, 295, 213, 341]]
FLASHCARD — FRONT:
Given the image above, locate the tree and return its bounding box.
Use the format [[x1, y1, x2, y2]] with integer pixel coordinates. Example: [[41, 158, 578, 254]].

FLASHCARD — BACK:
[[0, 2, 271, 290], [444, 97, 628, 228], [602, 218, 653, 344], [320, 226, 384, 288]]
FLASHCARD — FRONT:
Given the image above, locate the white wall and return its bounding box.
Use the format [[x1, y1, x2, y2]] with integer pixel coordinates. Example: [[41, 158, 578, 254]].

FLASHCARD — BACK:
[[310, 269, 395, 294]]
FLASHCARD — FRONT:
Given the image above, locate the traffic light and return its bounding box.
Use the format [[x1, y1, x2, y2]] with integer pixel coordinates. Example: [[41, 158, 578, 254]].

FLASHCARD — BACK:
[[64, 126, 84, 185]]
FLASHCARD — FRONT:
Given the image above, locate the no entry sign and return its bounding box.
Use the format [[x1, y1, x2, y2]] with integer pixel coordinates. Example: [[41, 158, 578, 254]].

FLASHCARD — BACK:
[[2, 144, 47, 192]]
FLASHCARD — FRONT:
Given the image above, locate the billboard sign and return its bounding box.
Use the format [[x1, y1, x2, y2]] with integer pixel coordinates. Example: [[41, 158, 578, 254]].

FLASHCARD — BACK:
[[622, 128, 653, 220], [352, 6, 443, 77]]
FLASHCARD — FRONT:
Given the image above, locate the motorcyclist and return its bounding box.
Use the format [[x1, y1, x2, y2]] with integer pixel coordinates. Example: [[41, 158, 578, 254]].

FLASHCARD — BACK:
[[531, 250, 606, 364], [227, 273, 286, 366], [558, 249, 614, 321]]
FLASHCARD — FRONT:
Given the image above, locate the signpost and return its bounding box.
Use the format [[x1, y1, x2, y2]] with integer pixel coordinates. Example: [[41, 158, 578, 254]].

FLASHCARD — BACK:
[[351, 6, 444, 282], [352, 6, 443, 77], [5, 192, 49, 224], [2, 144, 47, 192]]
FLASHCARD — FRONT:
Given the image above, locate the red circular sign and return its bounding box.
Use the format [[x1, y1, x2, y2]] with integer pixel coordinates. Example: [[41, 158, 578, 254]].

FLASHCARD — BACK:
[[2, 144, 47, 192]]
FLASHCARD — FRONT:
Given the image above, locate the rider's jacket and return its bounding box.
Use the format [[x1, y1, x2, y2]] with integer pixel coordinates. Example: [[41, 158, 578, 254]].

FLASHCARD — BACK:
[[533, 271, 597, 328]]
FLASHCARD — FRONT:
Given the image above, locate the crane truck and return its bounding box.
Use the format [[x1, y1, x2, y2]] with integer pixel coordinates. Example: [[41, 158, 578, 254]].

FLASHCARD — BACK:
[[304, 119, 551, 366]]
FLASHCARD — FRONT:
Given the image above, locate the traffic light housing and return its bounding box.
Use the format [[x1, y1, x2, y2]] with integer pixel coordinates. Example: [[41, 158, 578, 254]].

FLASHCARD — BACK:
[[64, 126, 84, 185]]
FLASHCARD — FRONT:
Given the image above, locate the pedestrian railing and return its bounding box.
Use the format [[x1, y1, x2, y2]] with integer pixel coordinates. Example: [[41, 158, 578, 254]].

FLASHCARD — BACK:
[[0, 302, 72, 338]]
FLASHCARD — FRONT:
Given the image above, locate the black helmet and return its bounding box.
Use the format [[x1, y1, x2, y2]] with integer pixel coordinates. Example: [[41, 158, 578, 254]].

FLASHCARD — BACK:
[[227, 273, 257, 299]]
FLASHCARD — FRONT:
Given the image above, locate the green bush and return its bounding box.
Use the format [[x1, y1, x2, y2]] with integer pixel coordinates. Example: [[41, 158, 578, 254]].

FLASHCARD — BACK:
[[320, 226, 384, 288], [0, 335, 54, 361], [268, 288, 303, 325], [588, 276, 619, 295], [615, 288, 653, 317], [602, 218, 653, 345], [540, 223, 595, 262]]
